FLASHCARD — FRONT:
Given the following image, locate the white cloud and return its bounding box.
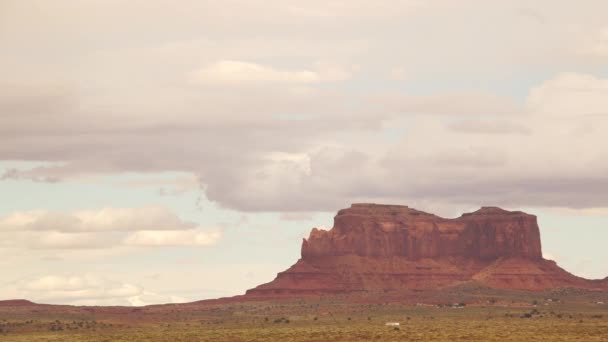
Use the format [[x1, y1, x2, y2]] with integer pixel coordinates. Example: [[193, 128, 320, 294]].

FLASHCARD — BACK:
[[527, 72, 608, 117], [0, 206, 196, 232], [448, 120, 530, 135], [543, 252, 556, 261], [388, 66, 407, 81], [124, 229, 222, 247], [312, 61, 356, 82], [190, 60, 352, 85], [578, 27, 608, 57], [378, 91, 522, 116], [285, 1, 424, 18], [127, 291, 187, 307], [0, 207, 221, 249], [15, 274, 186, 306], [24, 231, 117, 250]]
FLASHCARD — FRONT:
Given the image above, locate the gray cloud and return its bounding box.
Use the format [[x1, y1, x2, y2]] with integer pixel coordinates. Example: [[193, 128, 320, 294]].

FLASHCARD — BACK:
[[378, 92, 523, 116], [448, 120, 531, 135], [2, 2, 608, 216], [2, 72, 608, 215]]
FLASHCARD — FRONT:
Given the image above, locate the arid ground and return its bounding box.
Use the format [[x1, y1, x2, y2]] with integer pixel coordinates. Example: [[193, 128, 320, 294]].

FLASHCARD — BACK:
[[1, 287, 607, 341]]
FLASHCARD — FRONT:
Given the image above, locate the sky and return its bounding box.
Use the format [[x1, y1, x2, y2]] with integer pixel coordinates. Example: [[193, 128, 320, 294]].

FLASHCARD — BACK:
[[1, 0, 608, 306]]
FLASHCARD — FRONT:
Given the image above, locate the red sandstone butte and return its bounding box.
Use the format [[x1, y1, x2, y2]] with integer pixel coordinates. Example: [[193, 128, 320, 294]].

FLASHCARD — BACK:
[[247, 203, 607, 296]]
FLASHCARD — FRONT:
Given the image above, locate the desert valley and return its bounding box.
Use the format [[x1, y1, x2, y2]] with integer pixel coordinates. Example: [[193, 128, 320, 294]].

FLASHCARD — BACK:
[[1, 204, 607, 341]]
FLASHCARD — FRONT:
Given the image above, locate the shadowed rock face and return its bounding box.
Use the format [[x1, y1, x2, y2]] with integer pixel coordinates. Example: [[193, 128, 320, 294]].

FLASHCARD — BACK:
[[247, 204, 606, 296]]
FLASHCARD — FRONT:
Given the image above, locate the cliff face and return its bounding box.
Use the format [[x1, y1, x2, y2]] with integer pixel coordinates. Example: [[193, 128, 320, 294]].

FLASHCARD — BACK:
[[247, 204, 606, 296], [302, 204, 542, 261]]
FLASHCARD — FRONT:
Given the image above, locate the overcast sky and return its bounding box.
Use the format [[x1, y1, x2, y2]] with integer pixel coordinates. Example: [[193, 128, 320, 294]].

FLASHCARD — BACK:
[[1, 0, 608, 305]]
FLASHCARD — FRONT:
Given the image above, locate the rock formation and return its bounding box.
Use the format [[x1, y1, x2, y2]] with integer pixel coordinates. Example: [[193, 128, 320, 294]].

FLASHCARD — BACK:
[[247, 204, 607, 296], [0, 300, 36, 306]]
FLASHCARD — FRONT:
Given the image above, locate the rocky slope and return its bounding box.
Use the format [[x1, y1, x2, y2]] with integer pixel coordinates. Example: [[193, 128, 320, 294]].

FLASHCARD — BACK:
[[247, 204, 607, 296], [0, 299, 36, 306]]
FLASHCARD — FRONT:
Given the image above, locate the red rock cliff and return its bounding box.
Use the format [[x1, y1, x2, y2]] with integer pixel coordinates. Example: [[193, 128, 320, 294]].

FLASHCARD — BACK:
[[302, 204, 542, 261], [247, 204, 605, 296]]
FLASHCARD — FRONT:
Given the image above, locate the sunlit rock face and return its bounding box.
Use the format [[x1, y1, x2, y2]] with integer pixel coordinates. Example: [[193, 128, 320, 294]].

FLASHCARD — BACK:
[[301, 204, 542, 261], [247, 204, 606, 297]]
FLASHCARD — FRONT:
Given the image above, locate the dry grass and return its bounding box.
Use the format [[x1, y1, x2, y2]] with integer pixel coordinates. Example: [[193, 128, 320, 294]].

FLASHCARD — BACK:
[[1, 299, 607, 341]]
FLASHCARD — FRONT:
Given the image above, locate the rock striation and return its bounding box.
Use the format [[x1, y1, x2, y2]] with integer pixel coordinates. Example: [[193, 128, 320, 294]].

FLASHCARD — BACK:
[[247, 204, 607, 296], [302, 204, 542, 260]]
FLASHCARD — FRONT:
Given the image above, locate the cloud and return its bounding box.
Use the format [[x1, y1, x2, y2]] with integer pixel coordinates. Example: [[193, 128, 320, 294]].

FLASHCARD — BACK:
[[279, 212, 316, 221], [542, 252, 556, 261], [378, 91, 522, 116], [0, 207, 220, 249], [578, 27, 608, 57], [0, 83, 73, 120], [1, 167, 62, 182], [15, 274, 186, 306], [2, 1, 608, 217], [285, 1, 424, 18], [124, 229, 222, 247], [3, 73, 608, 215], [388, 66, 407, 81], [190, 60, 352, 85], [24, 232, 118, 250], [196, 72, 608, 213], [2, 0, 608, 307], [527, 72, 608, 117], [448, 120, 530, 135], [114, 174, 198, 194], [541, 207, 608, 217], [0, 206, 196, 232]]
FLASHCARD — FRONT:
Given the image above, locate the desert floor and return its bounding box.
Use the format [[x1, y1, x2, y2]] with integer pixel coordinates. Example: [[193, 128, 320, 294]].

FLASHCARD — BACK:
[[1, 289, 607, 341]]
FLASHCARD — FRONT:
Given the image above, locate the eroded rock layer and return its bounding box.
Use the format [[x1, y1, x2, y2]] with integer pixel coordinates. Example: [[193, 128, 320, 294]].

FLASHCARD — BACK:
[[247, 204, 606, 296], [302, 204, 542, 260]]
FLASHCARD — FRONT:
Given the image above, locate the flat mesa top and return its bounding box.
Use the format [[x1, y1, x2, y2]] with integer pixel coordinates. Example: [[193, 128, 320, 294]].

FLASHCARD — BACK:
[[348, 203, 523, 215], [350, 203, 410, 208], [334, 204, 533, 223], [338, 203, 435, 218], [460, 206, 529, 217]]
